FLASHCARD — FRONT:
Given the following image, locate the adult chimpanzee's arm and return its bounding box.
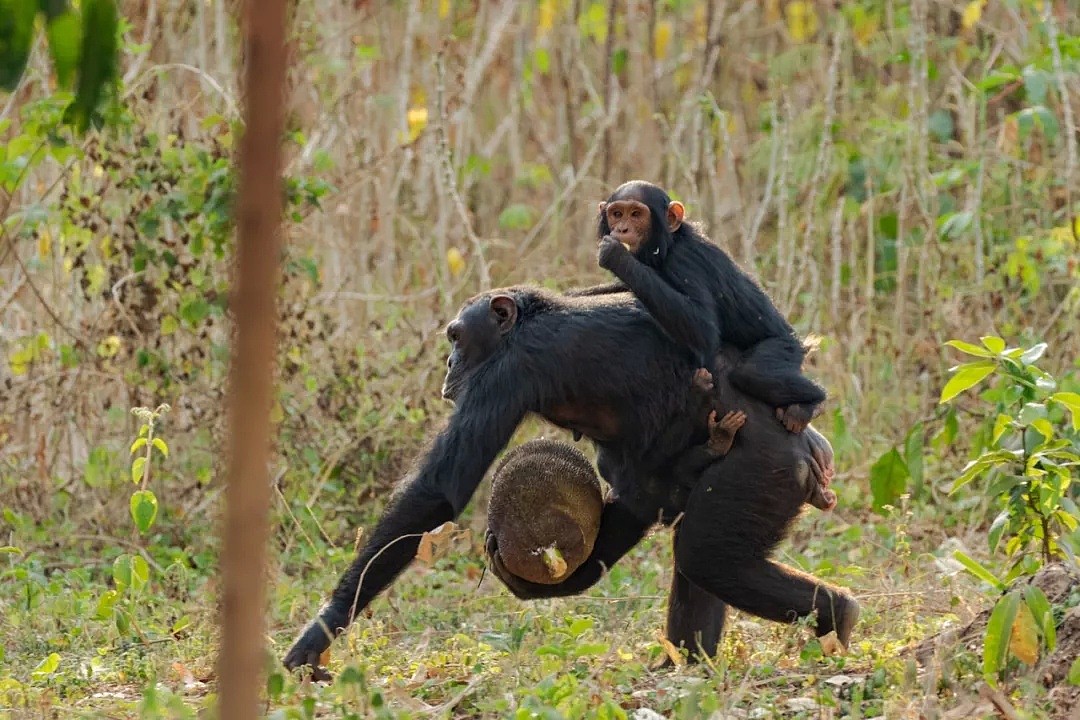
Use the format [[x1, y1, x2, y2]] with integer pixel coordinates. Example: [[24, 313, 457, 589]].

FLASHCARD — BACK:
[[485, 496, 651, 598], [564, 281, 629, 297], [283, 385, 528, 673], [602, 248, 720, 360]]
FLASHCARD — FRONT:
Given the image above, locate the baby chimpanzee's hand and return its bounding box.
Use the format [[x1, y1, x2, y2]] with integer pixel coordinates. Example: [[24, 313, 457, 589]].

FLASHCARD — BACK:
[[597, 234, 629, 271]]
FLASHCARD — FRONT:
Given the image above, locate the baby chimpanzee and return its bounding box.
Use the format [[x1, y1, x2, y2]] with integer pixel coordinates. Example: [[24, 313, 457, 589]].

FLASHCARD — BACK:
[[586, 180, 829, 437]]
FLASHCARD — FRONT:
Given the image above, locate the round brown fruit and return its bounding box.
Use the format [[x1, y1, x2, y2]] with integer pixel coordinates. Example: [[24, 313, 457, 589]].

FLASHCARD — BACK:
[[487, 439, 605, 584]]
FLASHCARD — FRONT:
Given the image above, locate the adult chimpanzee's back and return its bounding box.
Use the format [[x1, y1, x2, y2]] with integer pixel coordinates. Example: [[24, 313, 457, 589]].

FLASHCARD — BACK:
[[590, 180, 828, 434]]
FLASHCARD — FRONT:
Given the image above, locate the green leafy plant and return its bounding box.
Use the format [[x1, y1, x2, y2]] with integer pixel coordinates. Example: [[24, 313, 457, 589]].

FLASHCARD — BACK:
[[129, 403, 169, 534], [95, 404, 170, 640], [938, 335, 1080, 684], [0, 0, 119, 131]]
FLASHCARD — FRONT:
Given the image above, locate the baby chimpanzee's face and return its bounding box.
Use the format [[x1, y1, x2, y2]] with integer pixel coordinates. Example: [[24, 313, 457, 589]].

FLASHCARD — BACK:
[[599, 199, 652, 254]]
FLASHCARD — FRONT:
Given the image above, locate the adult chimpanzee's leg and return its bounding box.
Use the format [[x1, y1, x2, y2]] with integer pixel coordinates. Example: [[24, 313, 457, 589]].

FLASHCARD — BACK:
[[665, 528, 727, 661], [674, 452, 859, 647], [728, 336, 827, 433]]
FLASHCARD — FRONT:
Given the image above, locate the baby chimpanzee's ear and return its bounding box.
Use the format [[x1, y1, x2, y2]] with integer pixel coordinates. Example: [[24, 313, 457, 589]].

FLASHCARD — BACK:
[[666, 201, 685, 232]]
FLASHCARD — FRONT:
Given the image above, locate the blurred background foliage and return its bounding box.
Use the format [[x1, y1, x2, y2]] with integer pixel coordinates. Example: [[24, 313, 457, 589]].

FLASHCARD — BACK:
[[1, 0, 1079, 716]]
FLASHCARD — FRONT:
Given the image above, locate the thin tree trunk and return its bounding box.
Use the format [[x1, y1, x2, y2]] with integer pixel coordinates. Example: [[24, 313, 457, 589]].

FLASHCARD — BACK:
[[218, 0, 287, 716]]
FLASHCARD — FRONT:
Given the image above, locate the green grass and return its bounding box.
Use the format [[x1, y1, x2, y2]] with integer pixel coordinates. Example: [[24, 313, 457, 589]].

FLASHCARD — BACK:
[[2, 492, 1008, 719]]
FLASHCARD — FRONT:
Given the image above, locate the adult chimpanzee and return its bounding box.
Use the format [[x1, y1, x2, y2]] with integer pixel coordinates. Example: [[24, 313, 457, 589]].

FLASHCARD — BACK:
[[587, 180, 829, 437], [282, 287, 856, 676]]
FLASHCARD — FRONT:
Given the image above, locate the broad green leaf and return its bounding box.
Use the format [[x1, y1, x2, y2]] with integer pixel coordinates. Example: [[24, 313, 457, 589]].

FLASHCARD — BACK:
[[1035, 374, 1057, 392], [1020, 342, 1047, 365], [95, 589, 119, 619], [988, 511, 1009, 553], [928, 109, 954, 143], [953, 550, 1005, 591], [1018, 403, 1047, 425], [567, 617, 594, 638], [130, 437, 147, 455], [1023, 585, 1055, 652], [980, 336, 1006, 354], [497, 204, 534, 231], [1022, 66, 1049, 105], [130, 490, 158, 533], [939, 211, 973, 239], [45, 11, 80, 89], [31, 652, 61, 680], [172, 615, 192, 634], [1009, 602, 1039, 665], [573, 642, 609, 657], [945, 339, 993, 358], [870, 448, 909, 514], [112, 553, 132, 589], [0, 545, 22, 554], [267, 669, 285, 699], [1069, 656, 1080, 685], [992, 413, 1012, 445], [1049, 392, 1080, 431], [940, 361, 995, 403], [67, 0, 119, 132], [114, 607, 130, 635], [933, 407, 959, 449], [610, 47, 628, 75], [152, 437, 168, 458], [0, 0, 37, 90], [951, 455, 1006, 493], [131, 455, 146, 483], [130, 554, 149, 591], [1057, 508, 1079, 532], [1030, 418, 1054, 441], [338, 666, 363, 684], [984, 591, 1021, 684], [986, 473, 1023, 498]]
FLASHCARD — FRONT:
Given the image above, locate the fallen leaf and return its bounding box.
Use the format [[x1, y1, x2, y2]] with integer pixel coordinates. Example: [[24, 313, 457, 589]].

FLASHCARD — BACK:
[[415, 521, 470, 565], [656, 631, 686, 667], [819, 630, 846, 656]]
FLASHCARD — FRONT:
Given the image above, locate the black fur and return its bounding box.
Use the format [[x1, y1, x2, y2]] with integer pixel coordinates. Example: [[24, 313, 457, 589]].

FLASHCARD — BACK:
[[595, 180, 827, 420], [282, 287, 856, 675]]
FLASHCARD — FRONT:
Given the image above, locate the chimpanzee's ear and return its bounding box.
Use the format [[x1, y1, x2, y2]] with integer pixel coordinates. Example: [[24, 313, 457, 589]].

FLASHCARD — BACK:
[[598, 201, 608, 216], [489, 294, 518, 334], [667, 201, 685, 232]]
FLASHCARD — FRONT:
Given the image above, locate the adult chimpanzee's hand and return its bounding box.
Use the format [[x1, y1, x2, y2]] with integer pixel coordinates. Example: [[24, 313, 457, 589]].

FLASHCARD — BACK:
[[282, 621, 336, 681], [484, 529, 547, 598], [597, 234, 630, 271]]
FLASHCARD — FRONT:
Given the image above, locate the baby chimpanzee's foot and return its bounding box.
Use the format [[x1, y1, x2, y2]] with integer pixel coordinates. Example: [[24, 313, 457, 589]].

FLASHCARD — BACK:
[[806, 483, 838, 511], [706, 409, 747, 456], [799, 429, 837, 510], [776, 402, 823, 434], [692, 367, 714, 393]]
